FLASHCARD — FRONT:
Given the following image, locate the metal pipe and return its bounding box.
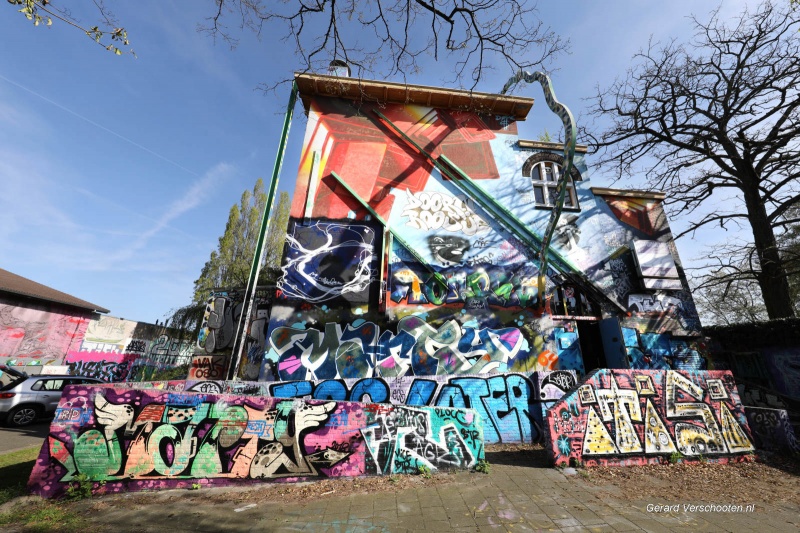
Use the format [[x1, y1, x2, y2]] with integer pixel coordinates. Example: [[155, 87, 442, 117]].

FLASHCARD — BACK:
[[228, 81, 299, 380]]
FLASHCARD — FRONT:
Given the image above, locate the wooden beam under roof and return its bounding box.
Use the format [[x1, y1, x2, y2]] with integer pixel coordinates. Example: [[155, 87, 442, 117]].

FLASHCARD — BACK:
[[518, 139, 589, 153], [591, 187, 666, 200], [294, 72, 534, 120]]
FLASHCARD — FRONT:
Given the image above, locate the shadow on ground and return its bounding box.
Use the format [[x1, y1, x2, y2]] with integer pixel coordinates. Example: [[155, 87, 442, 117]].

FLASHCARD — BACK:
[[483, 442, 552, 468]]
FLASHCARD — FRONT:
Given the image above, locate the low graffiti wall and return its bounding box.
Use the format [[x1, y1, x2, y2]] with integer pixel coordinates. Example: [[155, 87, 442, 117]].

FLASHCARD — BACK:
[[115, 370, 577, 444], [28, 385, 484, 498], [745, 407, 800, 455], [544, 369, 755, 467]]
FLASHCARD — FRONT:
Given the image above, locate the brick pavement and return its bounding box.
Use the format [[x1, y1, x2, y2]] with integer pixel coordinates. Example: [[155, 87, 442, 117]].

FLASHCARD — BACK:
[[74, 460, 800, 532]]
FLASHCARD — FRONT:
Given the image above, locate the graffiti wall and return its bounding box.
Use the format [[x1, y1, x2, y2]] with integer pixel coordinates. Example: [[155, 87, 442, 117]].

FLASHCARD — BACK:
[[262, 87, 702, 384], [744, 407, 800, 455], [64, 352, 138, 382], [187, 354, 228, 381], [621, 328, 707, 372], [264, 317, 582, 381], [705, 320, 800, 426], [65, 316, 194, 382], [121, 370, 577, 444], [0, 300, 90, 366], [197, 287, 274, 381], [544, 369, 754, 467], [28, 385, 484, 498]]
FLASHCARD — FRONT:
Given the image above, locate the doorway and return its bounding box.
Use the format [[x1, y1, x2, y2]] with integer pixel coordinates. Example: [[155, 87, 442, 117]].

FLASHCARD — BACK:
[[577, 321, 604, 372]]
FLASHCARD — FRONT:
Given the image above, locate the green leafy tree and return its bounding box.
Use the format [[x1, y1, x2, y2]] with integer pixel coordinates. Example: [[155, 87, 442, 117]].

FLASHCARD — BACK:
[[166, 180, 291, 332]]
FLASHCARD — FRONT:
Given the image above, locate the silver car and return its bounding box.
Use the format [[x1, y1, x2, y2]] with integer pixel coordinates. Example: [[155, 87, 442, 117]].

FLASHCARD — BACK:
[[0, 366, 104, 427]]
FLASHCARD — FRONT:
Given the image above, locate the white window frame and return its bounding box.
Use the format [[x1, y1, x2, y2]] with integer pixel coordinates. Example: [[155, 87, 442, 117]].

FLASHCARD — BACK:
[[525, 159, 579, 210]]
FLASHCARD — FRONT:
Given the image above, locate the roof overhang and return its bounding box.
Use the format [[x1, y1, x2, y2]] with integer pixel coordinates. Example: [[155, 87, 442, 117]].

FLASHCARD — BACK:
[[294, 72, 534, 120], [518, 139, 589, 153], [591, 187, 666, 201]]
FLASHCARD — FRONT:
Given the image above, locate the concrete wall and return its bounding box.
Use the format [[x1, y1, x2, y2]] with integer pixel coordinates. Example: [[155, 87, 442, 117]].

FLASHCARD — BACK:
[[65, 316, 193, 381], [28, 384, 484, 498], [544, 369, 754, 467], [704, 319, 800, 434], [119, 370, 577, 444]]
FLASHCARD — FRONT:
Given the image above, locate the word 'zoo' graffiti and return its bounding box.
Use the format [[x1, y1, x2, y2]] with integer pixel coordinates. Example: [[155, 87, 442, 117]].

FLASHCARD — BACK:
[[29, 385, 484, 498], [545, 370, 755, 467]]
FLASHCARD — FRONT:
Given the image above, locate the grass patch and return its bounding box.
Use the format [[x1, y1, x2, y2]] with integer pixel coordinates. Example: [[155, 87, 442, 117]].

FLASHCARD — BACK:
[[0, 447, 39, 504], [0, 499, 90, 533], [0, 447, 90, 532]]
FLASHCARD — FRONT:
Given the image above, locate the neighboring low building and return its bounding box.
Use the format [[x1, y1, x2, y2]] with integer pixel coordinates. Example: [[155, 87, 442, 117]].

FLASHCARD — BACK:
[[0, 268, 193, 380], [0, 267, 108, 367]]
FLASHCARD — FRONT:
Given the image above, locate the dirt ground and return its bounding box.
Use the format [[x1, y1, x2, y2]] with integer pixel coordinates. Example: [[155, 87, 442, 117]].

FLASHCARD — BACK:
[[84, 443, 800, 511]]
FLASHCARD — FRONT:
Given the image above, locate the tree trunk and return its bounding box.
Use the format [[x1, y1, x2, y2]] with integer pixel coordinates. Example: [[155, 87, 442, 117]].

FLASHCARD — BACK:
[[742, 179, 796, 319]]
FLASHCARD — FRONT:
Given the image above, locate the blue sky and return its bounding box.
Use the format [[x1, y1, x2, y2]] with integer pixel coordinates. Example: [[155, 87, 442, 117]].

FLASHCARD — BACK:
[[0, 1, 754, 323]]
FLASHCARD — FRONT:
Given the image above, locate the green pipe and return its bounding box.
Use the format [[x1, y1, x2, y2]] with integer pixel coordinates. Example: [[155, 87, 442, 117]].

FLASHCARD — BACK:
[[372, 109, 623, 312], [372, 110, 571, 269], [328, 171, 447, 290], [229, 81, 298, 380]]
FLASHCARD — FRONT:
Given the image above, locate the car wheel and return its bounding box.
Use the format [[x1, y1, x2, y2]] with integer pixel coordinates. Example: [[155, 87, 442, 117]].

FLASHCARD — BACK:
[[8, 405, 40, 427]]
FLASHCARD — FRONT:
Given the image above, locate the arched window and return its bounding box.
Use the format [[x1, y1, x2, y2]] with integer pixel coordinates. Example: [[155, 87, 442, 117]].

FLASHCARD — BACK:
[[522, 153, 581, 209]]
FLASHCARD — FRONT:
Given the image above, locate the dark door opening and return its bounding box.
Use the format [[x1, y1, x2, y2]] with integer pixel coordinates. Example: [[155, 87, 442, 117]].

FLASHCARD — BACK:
[[577, 321, 604, 372]]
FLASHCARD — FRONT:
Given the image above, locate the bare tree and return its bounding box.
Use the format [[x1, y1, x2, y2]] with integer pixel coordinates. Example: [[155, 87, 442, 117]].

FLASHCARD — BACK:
[[202, 0, 568, 88], [590, 1, 800, 319], [9, 1, 565, 87], [693, 271, 769, 326]]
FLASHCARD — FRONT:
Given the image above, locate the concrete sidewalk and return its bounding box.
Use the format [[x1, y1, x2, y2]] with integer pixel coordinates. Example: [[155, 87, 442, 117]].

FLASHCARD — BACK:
[[75, 459, 799, 533]]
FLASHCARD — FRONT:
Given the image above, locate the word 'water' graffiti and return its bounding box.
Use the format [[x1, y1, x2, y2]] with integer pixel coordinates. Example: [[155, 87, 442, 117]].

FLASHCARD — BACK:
[[179, 371, 575, 444], [28, 385, 484, 498], [132, 371, 576, 445], [267, 316, 526, 381], [545, 370, 754, 467]]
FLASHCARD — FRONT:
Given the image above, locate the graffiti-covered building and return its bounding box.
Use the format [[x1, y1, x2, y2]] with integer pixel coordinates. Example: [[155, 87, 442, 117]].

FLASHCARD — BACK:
[[0, 268, 193, 380], [254, 72, 704, 383], [0, 267, 109, 367]]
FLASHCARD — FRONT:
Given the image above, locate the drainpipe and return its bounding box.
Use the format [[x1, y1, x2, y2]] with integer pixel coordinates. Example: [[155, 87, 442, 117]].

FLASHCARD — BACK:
[[228, 82, 298, 381], [501, 71, 577, 307]]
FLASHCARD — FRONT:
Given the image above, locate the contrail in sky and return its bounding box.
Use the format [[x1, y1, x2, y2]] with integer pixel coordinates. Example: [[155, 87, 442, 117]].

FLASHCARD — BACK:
[[0, 72, 200, 178]]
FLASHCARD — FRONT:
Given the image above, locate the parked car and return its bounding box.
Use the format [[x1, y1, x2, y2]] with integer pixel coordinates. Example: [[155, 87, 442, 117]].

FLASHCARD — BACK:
[[0, 366, 104, 427]]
